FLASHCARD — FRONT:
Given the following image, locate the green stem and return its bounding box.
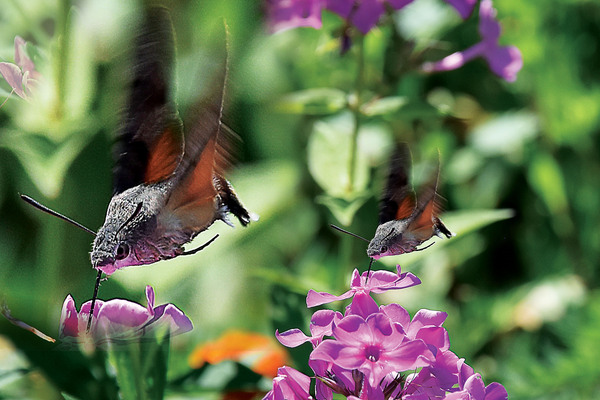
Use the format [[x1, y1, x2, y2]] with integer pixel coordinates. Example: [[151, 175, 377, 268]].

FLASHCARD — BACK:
[[348, 35, 365, 193], [338, 35, 366, 292], [55, 0, 71, 119]]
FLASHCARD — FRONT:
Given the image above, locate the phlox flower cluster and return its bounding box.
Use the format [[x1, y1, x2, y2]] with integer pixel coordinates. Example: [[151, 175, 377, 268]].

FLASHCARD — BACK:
[[264, 266, 508, 399]]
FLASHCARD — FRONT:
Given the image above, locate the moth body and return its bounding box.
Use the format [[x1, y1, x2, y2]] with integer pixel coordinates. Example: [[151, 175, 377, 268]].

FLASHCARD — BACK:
[[367, 144, 453, 260]]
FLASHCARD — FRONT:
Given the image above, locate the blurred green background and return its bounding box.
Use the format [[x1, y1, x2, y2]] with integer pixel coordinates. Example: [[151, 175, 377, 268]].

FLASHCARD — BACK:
[[1, 0, 599, 399]]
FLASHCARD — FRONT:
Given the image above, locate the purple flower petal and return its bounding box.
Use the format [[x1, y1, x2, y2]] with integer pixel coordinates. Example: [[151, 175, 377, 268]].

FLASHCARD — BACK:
[[14, 36, 39, 81], [485, 382, 509, 400], [267, 0, 324, 33], [146, 285, 155, 311], [307, 288, 353, 307], [379, 303, 411, 329], [276, 328, 312, 347], [387, 0, 415, 10], [414, 326, 449, 353], [351, 0, 385, 34], [309, 309, 342, 338], [443, 0, 477, 19], [264, 366, 313, 400], [464, 373, 486, 399], [142, 303, 193, 336], [415, 309, 447, 326], [325, 0, 353, 18], [58, 286, 193, 348], [485, 45, 523, 82], [346, 291, 379, 319], [422, 0, 522, 82], [0, 62, 26, 98], [59, 295, 81, 338]]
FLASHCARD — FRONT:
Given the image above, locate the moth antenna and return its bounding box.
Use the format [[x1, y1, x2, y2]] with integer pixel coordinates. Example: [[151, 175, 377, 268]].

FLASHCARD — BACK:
[[330, 224, 370, 243], [87, 270, 103, 332], [181, 234, 219, 255], [116, 202, 144, 236], [20, 194, 96, 236]]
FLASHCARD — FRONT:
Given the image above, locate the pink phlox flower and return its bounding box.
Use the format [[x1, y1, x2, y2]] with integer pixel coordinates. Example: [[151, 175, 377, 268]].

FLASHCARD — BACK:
[[307, 265, 420, 308], [0, 36, 40, 99], [402, 349, 461, 399], [422, 0, 522, 82], [311, 312, 433, 387], [263, 366, 314, 400], [59, 286, 192, 348], [276, 309, 342, 348], [444, 372, 508, 400], [402, 308, 450, 353]]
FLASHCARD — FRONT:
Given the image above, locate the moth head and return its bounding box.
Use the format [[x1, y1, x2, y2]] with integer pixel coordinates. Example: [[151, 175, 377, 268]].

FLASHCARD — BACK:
[[91, 187, 161, 275], [366, 221, 409, 259]]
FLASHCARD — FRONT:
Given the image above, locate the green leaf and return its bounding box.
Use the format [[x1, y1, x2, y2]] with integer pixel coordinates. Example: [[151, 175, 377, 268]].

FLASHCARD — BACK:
[[0, 129, 94, 197], [108, 335, 170, 400], [61, 393, 83, 400], [276, 88, 347, 115], [527, 152, 568, 215], [316, 193, 371, 226], [469, 111, 539, 156], [360, 96, 408, 116], [307, 112, 370, 199]]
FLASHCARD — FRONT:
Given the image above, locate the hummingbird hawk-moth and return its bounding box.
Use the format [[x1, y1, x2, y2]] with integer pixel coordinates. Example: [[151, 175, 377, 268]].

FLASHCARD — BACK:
[[366, 143, 453, 259], [331, 143, 453, 260], [21, 7, 253, 325], [90, 7, 252, 276]]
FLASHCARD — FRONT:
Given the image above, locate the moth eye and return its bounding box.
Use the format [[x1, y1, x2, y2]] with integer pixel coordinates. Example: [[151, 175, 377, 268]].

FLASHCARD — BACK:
[[115, 243, 130, 260], [380, 245, 389, 253]]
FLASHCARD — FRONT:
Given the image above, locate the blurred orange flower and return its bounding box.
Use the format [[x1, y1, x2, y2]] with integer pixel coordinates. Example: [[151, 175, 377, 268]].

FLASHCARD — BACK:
[[189, 330, 289, 378]]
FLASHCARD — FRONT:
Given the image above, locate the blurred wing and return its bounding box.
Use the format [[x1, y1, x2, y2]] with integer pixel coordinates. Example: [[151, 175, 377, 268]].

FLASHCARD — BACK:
[[112, 7, 184, 194], [406, 156, 444, 240], [165, 31, 232, 230], [379, 143, 416, 224]]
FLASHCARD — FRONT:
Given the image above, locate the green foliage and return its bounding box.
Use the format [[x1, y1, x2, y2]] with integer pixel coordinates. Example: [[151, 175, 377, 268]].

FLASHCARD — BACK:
[[1, 0, 599, 399]]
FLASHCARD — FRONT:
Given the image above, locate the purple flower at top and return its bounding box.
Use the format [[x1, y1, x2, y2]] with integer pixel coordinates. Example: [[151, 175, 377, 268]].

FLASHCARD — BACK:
[[267, 0, 482, 35], [422, 0, 522, 82], [307, 265, 420, 307], [267, 0, 417, 35], [0, 36, 40, 100], [266, 0, 324, 32], [59, 286, 192, 348], [443, 0, 477, 19]]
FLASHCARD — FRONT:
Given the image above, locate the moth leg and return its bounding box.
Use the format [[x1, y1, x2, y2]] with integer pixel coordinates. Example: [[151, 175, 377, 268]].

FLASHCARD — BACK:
[[414, 242, 435, 252], [181, 234, 219, 256]]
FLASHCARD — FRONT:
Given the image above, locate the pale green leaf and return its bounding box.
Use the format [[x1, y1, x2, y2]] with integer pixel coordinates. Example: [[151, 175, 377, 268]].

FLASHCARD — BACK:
[[276, 88, 347, 115]]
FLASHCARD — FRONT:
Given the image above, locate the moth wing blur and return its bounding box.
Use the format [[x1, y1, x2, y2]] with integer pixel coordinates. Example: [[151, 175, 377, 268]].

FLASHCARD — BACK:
[[165, 29, 251, 231], [406, 157, 450, 241], [379, 143, 416, 224], [112, 7, 184, 194]]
